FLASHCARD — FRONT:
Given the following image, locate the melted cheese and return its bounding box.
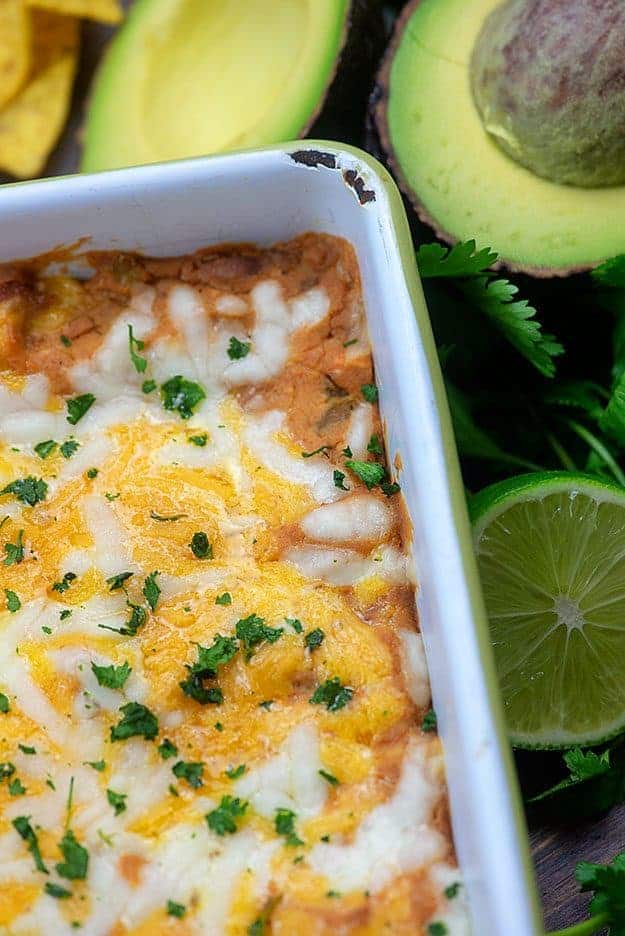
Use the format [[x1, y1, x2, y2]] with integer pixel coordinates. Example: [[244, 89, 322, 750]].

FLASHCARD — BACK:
[[0, 239, 466, 934]]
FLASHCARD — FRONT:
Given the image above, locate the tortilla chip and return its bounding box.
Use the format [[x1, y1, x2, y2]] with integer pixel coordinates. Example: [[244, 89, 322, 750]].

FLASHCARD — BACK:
[[27, 0, 123, 24], [0, 11, 80, 179], [0, 0, 32, 110]]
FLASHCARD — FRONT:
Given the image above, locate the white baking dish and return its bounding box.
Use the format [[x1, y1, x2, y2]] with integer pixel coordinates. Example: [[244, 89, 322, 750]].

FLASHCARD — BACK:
[[0, 143, 543, 935]]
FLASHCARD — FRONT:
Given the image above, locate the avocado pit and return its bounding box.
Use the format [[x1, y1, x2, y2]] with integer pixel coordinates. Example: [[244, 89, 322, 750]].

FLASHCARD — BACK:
[[470, 0, 625, 187]]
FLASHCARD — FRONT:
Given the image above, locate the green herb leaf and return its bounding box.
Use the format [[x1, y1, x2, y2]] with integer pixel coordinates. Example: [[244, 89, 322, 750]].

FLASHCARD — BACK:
[[309, 677, 353, 712], [417, 240, 498, 279], [361, 383, 378, 403], [367, 434, 384, 456], [285, 617, 303, 634], [45, 882, 72, 899], [427, 924, 448, 936], [215, 592, 232, 606], [0, 692, 9, 713], [142, 379, 157, 394], [150, 511, 187, 522], [86, 468, 99, 479], [318, 769, 339, 786], [235, 614, 283, 655], [160, 375, 206, 420], [166, 900, 186, 918], [143, 571, 160, 611], [189, 433, 208, 446], [422, 709, 437, 732], [573, 850, 625, 935], [106, 788, 127, 815], [60, 334, 72, 348], [110, 702, 158, 742], [444, 882, 461, 900], [13, 816, 48, 873], [225, 764, 246, 779], [106, 571, 133, 591], [344, 459, 385, 490], [158, 739, 178, 760], [5, 589, 20, 612], [60, 440, 79, 459], [274, 808, 303, 847], [60, 609, 72, 620], [66, 394, 95, 425], [56, 830, 88, 880], [18, 744, 35, 755], [52, 572, 76, 594], [128, 324, 147, 373], [34, 440, 57, 459], [592, 255, 625, 289], [172, 760, 204, 788], [9, 778, 26, 796], [228, 336, 251, 360], [85, 760, 105, 772], [206, 795, 248, 835], [91, 660, 132, 690], [302, 445, 332, 459], [179, 634, 238, 704], [3, 529, 24, 566], [1, 477, 48, 506], [190, 532, 212, 559], [333, 469, 349, 491], [305, 628, 325, 651]]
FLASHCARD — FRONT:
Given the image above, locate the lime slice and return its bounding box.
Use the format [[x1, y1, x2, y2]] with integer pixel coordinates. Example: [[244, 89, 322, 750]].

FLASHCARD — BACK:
[[471, 471, 625, 749]]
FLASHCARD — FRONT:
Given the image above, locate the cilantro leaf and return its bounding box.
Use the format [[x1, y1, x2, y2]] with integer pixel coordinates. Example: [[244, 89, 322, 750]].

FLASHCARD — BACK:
[[158, 739, 178, 760], [91, 660, 132, 690], [422, 709, 437, 732], [172, 760, 204, 788], [143, 571, 160, 611], [9, 778, 26, 796], [215, 592, 232, 606], [12, 816, 48, 873], [427, 924, 448, 936], [142, 378, 157, 393], [106, 788, 127, 815], [5, 589, 20, 612], [305, 628, 325, 651], [361, 383, 378, 403], [227, 336, 251, 360], [160, 375, 206, 420], [302, 445, 332, 459], [66, 393, 95, 425], [367, 434, 384, 456], [206, 795, 248, 835], [572, 850, 625, 935], [45, 882, 72, 899], [180, 634, 238, 704], [235, 614, 283, 655], [333, 469, 349, 491], [0, 692, 9, 712], [85, 760, 105, 772], [225, 764, 246, 779], [150, 511, 187, 522], [417, 240, 498, 278], [3, 529, 24, 566], [190, 532, 212, 559], [106, 571, 133, 591], [56, 830, 88, 881], [344, 459, 385, 489], [189, 433, 208, 446], [592, 255, 625, 289], [1, 476, 48, 506], [128, 324, 147, 373], [34, 440, 57, 459], [110, 702, 158, 741], [599, 371, 625, 450], [309, 677, 353, 712], [167, 900, 187, 918], [318, 769, 339, 786], [528, 748, 613, 806], [274, 807, 303, 847], [60, 440, 79, 459], [285, 617, 303, 633], [52, 572, 76, 594]]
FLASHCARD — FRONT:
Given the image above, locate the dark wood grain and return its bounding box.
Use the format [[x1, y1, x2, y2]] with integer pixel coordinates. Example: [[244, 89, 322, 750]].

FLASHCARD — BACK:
[[0, 4, 616, 932]]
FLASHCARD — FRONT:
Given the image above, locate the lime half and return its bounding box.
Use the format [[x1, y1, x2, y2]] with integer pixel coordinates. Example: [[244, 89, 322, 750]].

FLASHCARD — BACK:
[[471, 472, 625, 749]]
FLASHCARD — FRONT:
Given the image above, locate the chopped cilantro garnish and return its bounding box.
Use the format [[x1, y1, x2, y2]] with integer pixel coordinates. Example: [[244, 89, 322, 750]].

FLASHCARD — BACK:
[[9, 778, 26, 796], [106, 789, 127, 815], [1, 476, 48, 506], [318, 769, 339, 786], [444, 882, 461, 900], [56, 829, 89, 881], [12, 815, 47, 873], [143, 571, 160, 611], [128, 324, 147, 373], [206, 796, 248, 835], [259, 700, 274, 710], [344, 459, 385, 490], [285, 617, 303, 633], [225, 764, 246, 780], [160, 375, 206, 420], [166, 900, 187, 918], [18, 744, 35, 755], [302, 445, 332, 459], [142, 378, 157, 394], [0, 692, 9, 713], [91, 660, 132, 690], [427, 924, 448, 936], [0, 762, 15, 779], [333, 469, 349, 491], [361, 383, 378, 403], [343, 338, 358, 347], [180, 635, 238, 704], [52, 572, 77, 594], [100, 602, 147, 637], [326, 890, 341, 898], [34, 439, 57, 459], [106, 571, 133, 591], [3, 529, 24, 566], [60, 334, 72, 348], [60, 440, 79, 459], [305, 628, 325, 651], [110, 702, 158, 742], [60, 609, 72, 620], [342, 445, 352, 457], [227, 336, 251, 360], [105, 492, 120, 501], [172, 760, 204, 789], [45, 882, 72, 899], [150, 511, 187, 522], [367, 434, 383, 456], [236, 614, 283, 656], [422, 709, 437, 732], [5, 589, 20, 612], [42, 626, 52, 635], [190, 532, 212, 559], [86, 468, 98, 479], [215, 721, 224, 731], [84, 760, 105, 772], [215, 592, 232, 606], [309, 677, 353, 712], [189, 433, 207, 446], [274, 808, 303, 847], [381, 480, 400, 497], [158, 739, 178, 760], [66, 393, 95, 425]]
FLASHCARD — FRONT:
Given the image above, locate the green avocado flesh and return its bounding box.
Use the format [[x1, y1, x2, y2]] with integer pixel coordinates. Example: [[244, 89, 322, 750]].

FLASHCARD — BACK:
[[383, 0, 625, 273], [82, 0, 349, 172]]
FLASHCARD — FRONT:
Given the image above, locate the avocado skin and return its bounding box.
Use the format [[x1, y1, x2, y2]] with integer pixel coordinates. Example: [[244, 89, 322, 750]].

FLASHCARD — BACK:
[[470, 0, 625, 188]]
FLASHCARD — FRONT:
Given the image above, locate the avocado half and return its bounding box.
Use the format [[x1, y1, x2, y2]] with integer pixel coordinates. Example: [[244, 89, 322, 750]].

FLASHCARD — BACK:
[[372, 0, 625, 277], [82, 0, 381, 173]]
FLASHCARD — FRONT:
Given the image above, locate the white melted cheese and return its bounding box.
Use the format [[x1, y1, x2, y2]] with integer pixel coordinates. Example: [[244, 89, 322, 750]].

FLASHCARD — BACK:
[[426, 864, 471, 936], [308, 741, 446, 893], [399, 630, 431, 709], [82, 494, 138, 577], [300, 494, 392, 545], [345, 402, 374, 459], [283, 544, 409, 586]]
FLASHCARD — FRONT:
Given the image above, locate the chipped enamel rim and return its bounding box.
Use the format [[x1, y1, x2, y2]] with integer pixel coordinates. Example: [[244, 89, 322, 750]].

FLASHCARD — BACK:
[[0, 141, 543, 934]]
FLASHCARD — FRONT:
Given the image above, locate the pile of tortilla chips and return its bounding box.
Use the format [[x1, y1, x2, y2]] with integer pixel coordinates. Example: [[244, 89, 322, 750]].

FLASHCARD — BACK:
[[0, 0, 123, 180]]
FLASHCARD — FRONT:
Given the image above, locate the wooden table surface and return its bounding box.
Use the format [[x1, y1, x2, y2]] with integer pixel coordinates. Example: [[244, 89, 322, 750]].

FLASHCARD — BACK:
[[2, 9, 618, 934]]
